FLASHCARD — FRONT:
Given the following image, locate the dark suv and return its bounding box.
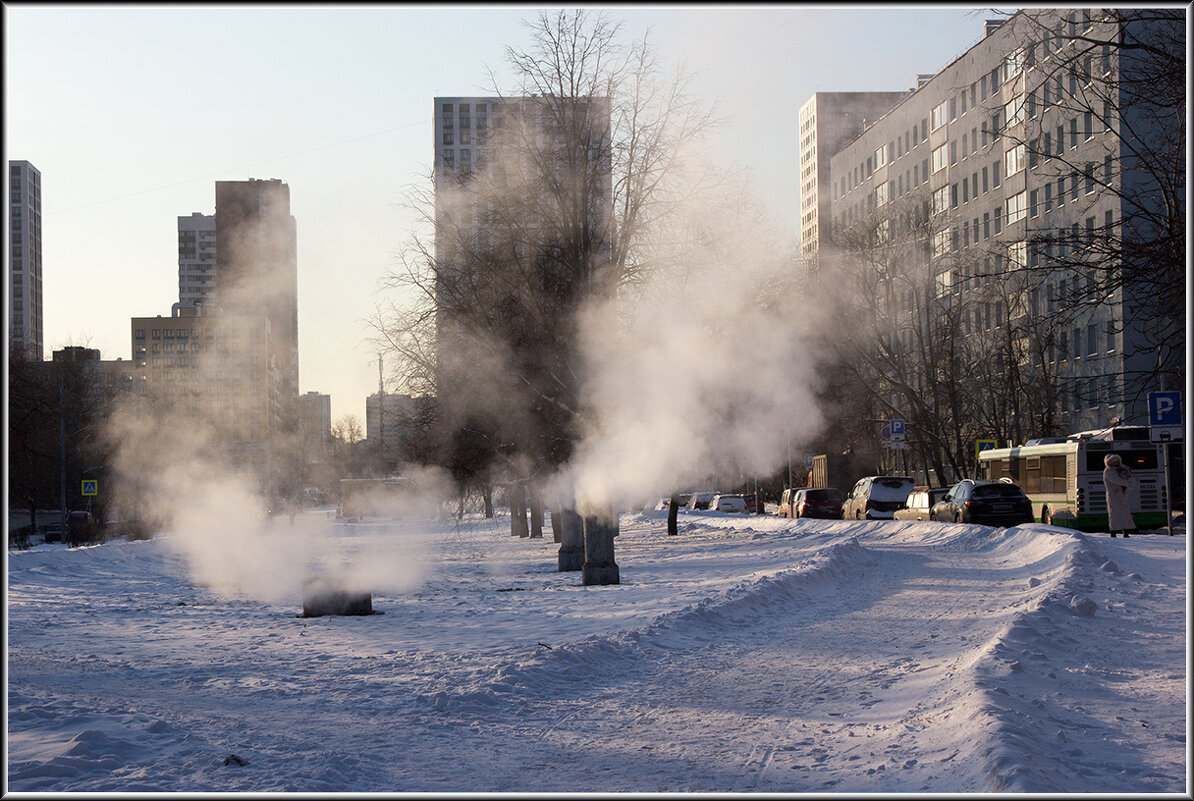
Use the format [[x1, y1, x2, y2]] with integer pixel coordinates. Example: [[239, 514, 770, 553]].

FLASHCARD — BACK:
[[931, 479, 1033, 526]]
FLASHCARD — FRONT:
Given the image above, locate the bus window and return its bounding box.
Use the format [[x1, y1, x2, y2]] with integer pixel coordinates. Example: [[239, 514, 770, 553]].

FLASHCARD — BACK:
[[1025, 456, 1041, 492], [1084, 449, 1159, 472]]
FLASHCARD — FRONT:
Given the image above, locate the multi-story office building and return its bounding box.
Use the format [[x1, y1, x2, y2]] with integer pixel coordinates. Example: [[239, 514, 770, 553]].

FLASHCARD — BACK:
[[823, 10, 1172, 434], [799, 92, 910, 271], [178, 212, 217, 307], [214, 178, 299, 402], [9, 160, 43, 361]]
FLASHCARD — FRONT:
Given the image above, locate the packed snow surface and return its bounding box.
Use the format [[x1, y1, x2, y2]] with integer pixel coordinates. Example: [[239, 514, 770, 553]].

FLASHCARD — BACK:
[[6, 509, 1188, 793]]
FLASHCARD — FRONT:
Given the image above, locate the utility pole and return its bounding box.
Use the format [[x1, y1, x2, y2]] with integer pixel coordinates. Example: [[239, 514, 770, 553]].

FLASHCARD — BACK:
[[377, 353, 385, 465]]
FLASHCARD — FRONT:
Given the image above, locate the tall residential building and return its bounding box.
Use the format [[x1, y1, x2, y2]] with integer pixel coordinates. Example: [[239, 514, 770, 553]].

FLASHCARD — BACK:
[[9, 160, 43, 361], [214, 178, 299, 401], [824, 9, 1177, 433], [178, 212, 217, 307], [299, 390, 332, 457], [132, 307, 276, 464], [799, 92, 909, 271]]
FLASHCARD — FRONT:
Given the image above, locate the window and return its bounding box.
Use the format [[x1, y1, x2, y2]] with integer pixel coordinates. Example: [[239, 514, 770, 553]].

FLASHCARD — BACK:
[[962, 133, 967, 155], [982, 166, 989, 193], [1004, 143, 1026, 177], [931, 100, 948, 131], [1006, 191, 1028, 224], [983, 212, 991, 238], [1070, 118, 1079, 149], [1084, 112, 1093, 140], [1057, 124, 1065, 154], [874, 182, 889, 206], [951, 183, 958, 208], [970, 127, 977, 154], [960, 90, 967, 114], [932, 229, 950, 257], [1071, 170, 1079, 200], [1104, 154, 1113, 182], [1043, 131, 1052, 159], [1044, 183, 1053, 212], [931, 144, 948, 173], [950, 141, 958, 165], [1057, 176, 1065, 205], [1007, 239, 1027, 270], [932, 186, 949, 214], [962, 176, 969, 203], [1085, 162, 1095, 193], [442, 132, 453, 145], [992, 160, 1001, 188], [1005, 47, 1025, 79], [1087, 324, 1098, 356], [1030, 189, 1039, 217]]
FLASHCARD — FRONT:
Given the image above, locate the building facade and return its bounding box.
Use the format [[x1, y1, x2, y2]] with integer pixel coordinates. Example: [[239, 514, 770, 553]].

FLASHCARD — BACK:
[[799, 92, 909, 271], [178, 211, 217, 308], [9, 160, 43, 361], [132, 307, 277, 474], [214, 178, 299, 402], [823, 9, 1172, 437], [299, 390, 332, 457]]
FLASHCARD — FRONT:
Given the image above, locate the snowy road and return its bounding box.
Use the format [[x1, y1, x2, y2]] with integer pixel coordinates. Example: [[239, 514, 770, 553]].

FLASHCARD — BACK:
[[6, 511, 1187, 793]]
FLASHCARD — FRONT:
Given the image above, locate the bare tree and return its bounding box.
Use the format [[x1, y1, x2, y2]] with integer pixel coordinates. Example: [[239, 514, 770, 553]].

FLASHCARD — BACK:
[[372, 10, 717, 581], [991, 8, 1185, 413]]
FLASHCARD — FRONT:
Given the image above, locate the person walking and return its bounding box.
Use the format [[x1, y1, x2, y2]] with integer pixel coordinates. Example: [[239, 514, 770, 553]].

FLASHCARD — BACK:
[[1103, 453, 1136, 538]]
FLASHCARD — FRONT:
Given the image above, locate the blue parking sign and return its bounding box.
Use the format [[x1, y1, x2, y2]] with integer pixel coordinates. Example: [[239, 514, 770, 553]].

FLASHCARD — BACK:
[[1149, 392, 1182, 427]]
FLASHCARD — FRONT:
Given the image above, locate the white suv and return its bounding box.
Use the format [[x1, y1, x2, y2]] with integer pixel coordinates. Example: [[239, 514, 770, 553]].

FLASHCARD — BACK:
[[842, 476, 915, 520]]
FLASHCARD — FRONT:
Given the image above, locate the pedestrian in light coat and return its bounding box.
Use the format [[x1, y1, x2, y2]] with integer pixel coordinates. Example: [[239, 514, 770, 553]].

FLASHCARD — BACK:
[[1103, 453, 1136, 538]]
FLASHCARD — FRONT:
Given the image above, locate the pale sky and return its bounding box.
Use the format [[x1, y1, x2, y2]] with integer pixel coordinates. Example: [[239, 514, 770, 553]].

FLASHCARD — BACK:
[[4, 4, 994, 422]]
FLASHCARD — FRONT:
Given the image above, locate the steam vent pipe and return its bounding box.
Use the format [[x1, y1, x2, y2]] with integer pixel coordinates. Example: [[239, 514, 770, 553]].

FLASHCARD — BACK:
[[582, 510, 620, 586], [302, 577, 373, 617]]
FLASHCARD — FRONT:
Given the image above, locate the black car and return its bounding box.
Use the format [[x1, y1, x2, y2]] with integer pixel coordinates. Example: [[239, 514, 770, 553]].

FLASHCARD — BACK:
[[931, 479, 1034, 526]]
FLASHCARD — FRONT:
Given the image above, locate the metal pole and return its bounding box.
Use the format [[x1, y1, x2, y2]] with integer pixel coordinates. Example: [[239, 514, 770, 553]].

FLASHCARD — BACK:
[[1163, 439, 1174, 536], [787, 431, 792, 491]]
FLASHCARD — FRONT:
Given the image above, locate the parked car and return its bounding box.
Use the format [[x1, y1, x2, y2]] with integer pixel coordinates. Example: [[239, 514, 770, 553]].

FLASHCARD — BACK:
[[66, 510, 95, 547], [931, 479, 1034, 526], [778, 487, 800, 517], [894, 486, 952, 521], [708, 494, 747, 513], [792, 487, 845, 519], [686, 492, 717, 510], [742, 493, 765, 514], [842, 476, 915, 520]]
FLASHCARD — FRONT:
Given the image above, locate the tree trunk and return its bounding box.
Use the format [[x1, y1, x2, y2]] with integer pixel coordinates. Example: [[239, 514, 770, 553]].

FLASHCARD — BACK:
[[550, 511, 562, 543], [667, 495, 680, 535], [557, 509, 584, 571], [528, 483, 544, 538], [483, 485, 494, 518], [582, 509, 620, 586], [509, 482, 529, 537]]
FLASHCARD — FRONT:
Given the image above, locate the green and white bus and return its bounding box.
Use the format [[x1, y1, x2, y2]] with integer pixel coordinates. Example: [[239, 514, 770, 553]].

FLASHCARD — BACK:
[[977, 427, 1173, 531]]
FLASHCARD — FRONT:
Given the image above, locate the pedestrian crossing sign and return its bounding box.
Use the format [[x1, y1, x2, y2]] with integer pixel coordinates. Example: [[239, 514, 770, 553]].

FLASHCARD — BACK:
[[81, 480, 98, 496]]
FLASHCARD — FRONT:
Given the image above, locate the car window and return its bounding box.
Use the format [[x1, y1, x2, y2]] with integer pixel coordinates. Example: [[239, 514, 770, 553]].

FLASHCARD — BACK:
[[973, 484, 1026, 498]]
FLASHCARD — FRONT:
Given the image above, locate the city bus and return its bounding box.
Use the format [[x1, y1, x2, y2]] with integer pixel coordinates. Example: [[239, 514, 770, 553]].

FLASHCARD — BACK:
[[977, 427, 1173, 531]]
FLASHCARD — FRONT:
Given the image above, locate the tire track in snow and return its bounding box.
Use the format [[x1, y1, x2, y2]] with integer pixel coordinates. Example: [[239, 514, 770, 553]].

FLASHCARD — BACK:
[[466, 528, 1082, 792]]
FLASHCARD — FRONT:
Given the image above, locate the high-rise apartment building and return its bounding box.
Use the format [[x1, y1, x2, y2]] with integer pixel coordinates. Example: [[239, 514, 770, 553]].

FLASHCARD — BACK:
[[799, 92, 909, 271], [178, 212, 217, 307], [214, 178, 299, 401], [822, 9, 1178, 433], [9, 160, 43, 361]]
